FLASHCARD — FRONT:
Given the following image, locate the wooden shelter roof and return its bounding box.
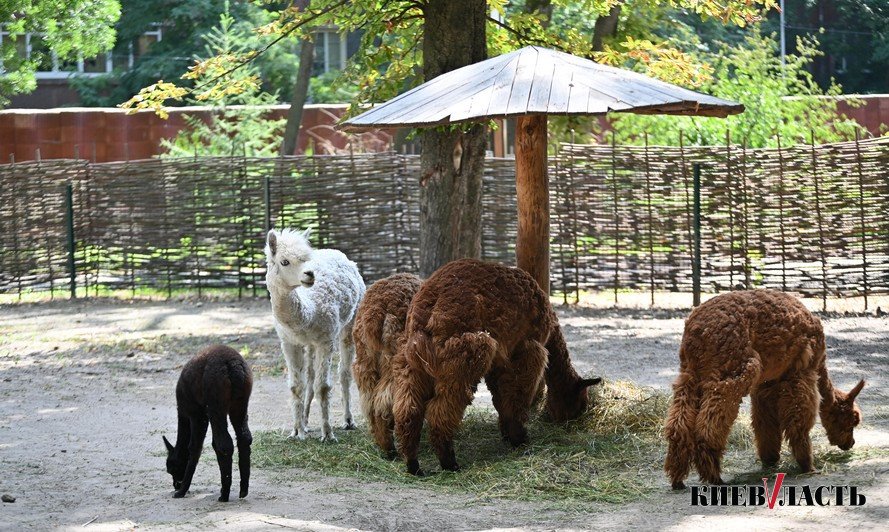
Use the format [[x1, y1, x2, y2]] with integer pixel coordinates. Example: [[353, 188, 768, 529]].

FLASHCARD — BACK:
[[340, 46, 743, 131]]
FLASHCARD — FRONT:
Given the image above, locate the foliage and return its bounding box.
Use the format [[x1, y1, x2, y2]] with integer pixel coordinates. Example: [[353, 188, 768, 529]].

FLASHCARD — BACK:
[[158, 5, 285, 157], [0, 0, 121, 107], [760, 0, 889, 94], [122, 0, 781, 118], [610, 28, 865, 148], [308, 69, 358, 104], [72, 0, 299, 107]]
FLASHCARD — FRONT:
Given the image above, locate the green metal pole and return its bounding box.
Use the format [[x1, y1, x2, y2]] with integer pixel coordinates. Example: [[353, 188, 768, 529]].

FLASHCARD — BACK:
[[264, 175, 272, 233], [692, 163, 702, 307], [65, 183, 76, 299]]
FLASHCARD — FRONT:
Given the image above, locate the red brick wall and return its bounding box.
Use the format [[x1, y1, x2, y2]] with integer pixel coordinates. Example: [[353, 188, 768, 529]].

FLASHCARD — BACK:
[[0, 104, 394, 162], [837, 95, 889, 136]]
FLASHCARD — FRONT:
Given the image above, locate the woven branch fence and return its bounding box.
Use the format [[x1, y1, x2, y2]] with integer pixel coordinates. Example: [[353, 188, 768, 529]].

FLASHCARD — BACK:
[[1, 137, 887, 307]]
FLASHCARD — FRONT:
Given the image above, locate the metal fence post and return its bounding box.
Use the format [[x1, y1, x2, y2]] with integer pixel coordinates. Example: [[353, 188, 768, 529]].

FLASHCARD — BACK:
[[264, 175, 272, 233], [65, 182, 76, 299], [693, 163, 702, 307]]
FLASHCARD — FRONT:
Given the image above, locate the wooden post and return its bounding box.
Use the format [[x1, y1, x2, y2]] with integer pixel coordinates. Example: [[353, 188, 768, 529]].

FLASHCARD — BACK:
[[515, 114, 549, 293]]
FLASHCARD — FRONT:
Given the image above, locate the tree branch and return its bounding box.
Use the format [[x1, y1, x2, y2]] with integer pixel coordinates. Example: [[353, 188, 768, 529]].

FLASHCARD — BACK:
[[485, 15, 571, 54], [193, 0, 350, 91]]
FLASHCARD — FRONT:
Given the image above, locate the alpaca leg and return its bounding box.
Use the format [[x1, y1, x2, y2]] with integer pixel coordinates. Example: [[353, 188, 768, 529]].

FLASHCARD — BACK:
[[392, 351, 434, 475], [208, 411, 234, 502], [229, 403, 252, 499], [486, 340, 547, 447], [313, 344, 336, 442], [174, 416, 208, 498], [282, 342, 309, 440], [425, 379, 476, 472], [778, 372, 819, 473], [424, 333, 495, 472], [751, 382, 782, 467], [303, 345, 316, 428], [664, 372, 699, 490], [693, 388, 743, 485], [339, 328, 356, 430]]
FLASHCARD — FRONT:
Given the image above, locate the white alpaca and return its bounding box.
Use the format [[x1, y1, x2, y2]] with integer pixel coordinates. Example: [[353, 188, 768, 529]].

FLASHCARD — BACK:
[[265, 228, 366, 441]]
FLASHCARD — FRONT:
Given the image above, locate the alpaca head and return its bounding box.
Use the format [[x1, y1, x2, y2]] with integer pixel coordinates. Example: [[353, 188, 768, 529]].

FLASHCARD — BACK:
[[821, 379, 864, 451], [546, 376, 602, 422], [163, 435, 186, 490], [265, 228, 315, 289]]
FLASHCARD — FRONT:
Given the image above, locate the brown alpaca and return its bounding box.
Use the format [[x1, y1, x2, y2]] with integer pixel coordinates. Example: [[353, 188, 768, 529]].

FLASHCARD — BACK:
[[352, 273, 423, 458], [664, 290, 865, 489], [392, 259, 600, 475]]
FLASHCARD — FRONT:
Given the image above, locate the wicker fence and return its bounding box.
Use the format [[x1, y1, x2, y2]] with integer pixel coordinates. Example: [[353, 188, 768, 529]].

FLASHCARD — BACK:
[[2, 137, 887, 306]]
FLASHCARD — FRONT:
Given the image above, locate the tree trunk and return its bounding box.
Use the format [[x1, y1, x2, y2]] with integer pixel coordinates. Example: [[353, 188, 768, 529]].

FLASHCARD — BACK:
[[280, 35, 316, 156], [592, 4, 622, 52], [524, 0, 553, 26], [280, 0, 315, 156], [418, 0, 488, 277]]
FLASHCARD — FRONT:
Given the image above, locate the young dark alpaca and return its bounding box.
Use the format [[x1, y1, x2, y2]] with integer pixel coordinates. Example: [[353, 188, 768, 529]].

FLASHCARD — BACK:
[[392, 259, 600, 476], [352, 273, 423, 458], [163, 344, 253, 502], [664, 290, 865, 489]]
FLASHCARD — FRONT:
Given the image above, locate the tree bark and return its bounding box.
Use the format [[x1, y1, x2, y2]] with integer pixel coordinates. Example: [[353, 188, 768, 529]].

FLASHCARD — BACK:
[[280, 35, 315, 156], [280, 0, 315, 156], [418, 0, 487, 277], [524, 0, 553, 27], [592, 4, 622, 52], [515, 114, 549, 293]]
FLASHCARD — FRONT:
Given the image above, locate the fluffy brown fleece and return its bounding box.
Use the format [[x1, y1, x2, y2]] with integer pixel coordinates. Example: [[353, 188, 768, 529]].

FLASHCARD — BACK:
[[352, 273, 423, 458], [392, 259, 600, 475], [664, 290, 865, 489]]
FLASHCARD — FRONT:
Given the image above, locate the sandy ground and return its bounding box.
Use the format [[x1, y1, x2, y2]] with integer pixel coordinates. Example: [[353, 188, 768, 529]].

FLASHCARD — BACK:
[[0, 298, 886, 531]]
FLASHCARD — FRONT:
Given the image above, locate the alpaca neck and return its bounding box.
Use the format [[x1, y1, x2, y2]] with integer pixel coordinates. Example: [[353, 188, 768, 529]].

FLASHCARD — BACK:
[[817, 361, 838, 407], [270, 285, 311, 327], [544, 325, 583, 392]]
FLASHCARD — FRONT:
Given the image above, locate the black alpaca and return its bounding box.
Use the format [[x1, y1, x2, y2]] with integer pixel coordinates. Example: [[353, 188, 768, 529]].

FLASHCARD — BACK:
[[163, 345, 253, 502]]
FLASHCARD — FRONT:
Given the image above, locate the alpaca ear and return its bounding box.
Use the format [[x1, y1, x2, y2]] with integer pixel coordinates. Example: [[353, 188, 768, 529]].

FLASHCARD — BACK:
[[847, 379, 865, 402], [301, 227, 312, 241], [163, 435, 174, 453], [579, 377, 602, 388], [267, 230, 277, 256]]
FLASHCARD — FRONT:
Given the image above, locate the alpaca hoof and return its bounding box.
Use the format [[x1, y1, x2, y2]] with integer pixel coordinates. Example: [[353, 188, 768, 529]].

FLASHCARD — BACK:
[[239, 489, 248, 499], [506, 433, 528, 448], [385, 449, 398, 461], [218, 494, 230, 502], [671, 481, 686, 490], [173, 490, 187, 499], [320, 431, 338, 443], [289, 429, 309, 441], [406, 459, 424, 476], [441, 462, 461, 472], [342, 420, 357, 430]]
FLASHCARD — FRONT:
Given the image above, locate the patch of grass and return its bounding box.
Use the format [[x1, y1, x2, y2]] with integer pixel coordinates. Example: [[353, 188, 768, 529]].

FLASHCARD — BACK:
[[253, 381, 673, 507], [250, 380, 887, 508]]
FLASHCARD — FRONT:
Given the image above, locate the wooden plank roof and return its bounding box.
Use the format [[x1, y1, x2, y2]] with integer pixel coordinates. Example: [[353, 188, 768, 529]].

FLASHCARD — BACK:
[[340, 46, 743, 131]]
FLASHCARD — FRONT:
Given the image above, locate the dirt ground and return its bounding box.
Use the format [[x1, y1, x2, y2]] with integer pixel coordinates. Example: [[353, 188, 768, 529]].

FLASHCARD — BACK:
[[0, 298, 886, 531]]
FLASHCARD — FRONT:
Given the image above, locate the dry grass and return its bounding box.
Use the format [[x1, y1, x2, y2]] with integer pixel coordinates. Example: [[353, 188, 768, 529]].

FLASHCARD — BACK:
[[253, 381, 674, 507], [251, 380, 886, 508]]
